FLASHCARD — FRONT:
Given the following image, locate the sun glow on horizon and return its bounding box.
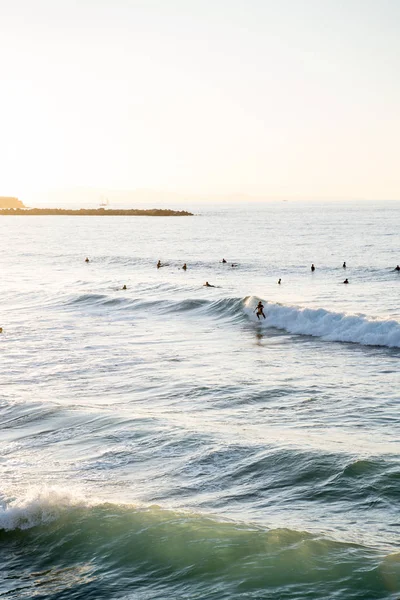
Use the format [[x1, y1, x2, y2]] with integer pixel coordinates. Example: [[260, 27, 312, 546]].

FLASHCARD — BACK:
[[1, 0, 400, 203]]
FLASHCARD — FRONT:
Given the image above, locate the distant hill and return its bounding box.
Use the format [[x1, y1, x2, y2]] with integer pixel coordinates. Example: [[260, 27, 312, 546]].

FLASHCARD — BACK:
[[0, 197, 25, 209]]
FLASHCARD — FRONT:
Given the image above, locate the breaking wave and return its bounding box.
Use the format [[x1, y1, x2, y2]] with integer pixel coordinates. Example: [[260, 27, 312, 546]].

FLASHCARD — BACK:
[[66, 291, 400, 348], [244, 296, 400, 348], [0, 488, 398, 600]]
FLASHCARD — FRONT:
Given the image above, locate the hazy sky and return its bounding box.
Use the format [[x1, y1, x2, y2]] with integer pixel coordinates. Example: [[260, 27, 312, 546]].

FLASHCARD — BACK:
[[1, 0, 399, 201]]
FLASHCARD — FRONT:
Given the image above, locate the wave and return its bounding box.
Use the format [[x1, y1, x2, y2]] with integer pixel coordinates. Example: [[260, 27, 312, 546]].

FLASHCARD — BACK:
[[245, 297, 400, 348], [0, 488, 91, 531], [65, 292, 400, 348], [69, 293, 111, 305], [0, 488, 398, 599], [65, 293, 244, 317]]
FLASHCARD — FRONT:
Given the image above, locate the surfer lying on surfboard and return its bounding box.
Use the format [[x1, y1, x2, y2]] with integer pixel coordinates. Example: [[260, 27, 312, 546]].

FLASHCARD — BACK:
[[255, 301, 266, 320]]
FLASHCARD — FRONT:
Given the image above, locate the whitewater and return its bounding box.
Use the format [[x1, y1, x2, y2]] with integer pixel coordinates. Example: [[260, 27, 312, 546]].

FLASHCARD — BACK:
[[0, 201, 399, 599]]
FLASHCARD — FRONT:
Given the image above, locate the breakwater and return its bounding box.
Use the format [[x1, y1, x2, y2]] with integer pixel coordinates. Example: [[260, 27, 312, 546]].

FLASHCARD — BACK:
[[0, 208, 193, 216]]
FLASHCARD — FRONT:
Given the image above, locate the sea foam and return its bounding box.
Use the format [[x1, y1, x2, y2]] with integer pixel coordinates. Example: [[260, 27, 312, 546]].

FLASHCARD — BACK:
[[0, 488, 91, 531], [245, 297, 400, 348]]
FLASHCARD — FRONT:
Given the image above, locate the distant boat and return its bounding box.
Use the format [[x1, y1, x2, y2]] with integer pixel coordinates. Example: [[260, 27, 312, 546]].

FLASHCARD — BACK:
[[99, 197, 109, 208]]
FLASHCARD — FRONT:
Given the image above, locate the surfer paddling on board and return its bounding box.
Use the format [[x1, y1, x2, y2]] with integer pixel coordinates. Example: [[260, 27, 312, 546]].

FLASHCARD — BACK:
[[204, 281, 215, 287], [255, 301, 266, 320]]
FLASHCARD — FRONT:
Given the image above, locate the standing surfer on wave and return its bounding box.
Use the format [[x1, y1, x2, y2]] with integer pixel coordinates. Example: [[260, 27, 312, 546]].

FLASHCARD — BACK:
[[255, 301, 266, 320]]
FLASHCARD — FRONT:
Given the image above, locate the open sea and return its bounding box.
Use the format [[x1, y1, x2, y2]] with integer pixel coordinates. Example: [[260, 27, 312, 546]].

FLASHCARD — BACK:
[[0, 201, 399, 600]]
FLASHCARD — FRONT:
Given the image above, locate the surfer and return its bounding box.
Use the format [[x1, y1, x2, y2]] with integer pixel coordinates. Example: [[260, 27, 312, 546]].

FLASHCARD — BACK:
[[85, 257, 89, 263], [395, 265, 400, 271], [231, 263, 238, 267], [343, 262, 346, 268], [122, 284, 127, 290], [343, 278, 349, 284], [278, 278, 281, 284], [157, 260, 162, 268], [255, 301, 266, 320], [222, 258, 227, 263], [182, 263, 187, 271], [204, 281, 215, 287], [311, 264, 315, 272]]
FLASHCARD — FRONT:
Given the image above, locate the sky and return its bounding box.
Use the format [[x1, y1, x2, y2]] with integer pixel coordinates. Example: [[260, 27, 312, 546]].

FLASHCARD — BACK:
[[0, 0, 400, 203]]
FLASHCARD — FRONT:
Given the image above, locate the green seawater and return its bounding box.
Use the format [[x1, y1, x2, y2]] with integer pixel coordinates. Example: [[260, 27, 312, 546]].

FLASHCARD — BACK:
[[1, 502, 399, 599]]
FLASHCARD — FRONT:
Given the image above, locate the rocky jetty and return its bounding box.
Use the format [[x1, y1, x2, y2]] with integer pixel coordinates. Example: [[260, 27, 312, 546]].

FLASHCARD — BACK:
[[0, 208, 193, 216]]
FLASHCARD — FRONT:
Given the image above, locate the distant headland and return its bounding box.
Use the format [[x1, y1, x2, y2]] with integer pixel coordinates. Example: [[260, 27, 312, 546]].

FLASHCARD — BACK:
[[0, 197, 26, 209], [0, 208, 193, 216]]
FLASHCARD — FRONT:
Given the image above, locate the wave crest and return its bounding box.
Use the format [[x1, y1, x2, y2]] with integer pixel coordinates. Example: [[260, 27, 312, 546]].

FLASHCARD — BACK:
[[245, 297, 400, 348], [0, 488, 91, 531], [65, 291, 400, 348], [1, 488, 398, 598]]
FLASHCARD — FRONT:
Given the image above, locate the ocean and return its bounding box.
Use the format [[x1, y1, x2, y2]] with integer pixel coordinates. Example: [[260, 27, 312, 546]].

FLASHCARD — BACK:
[[0, 201, 399, 599]]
